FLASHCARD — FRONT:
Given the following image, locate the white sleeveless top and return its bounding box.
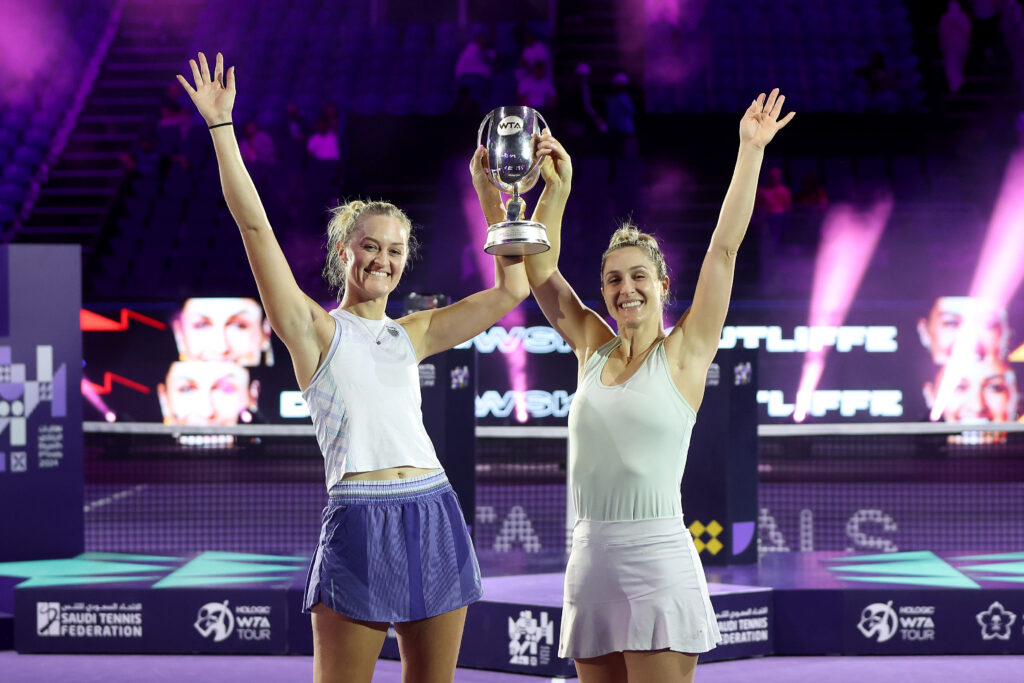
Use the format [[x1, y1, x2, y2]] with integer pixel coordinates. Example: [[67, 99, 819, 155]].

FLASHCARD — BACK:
[[302, 308, 442, 490], [567, 337, 697, 521]]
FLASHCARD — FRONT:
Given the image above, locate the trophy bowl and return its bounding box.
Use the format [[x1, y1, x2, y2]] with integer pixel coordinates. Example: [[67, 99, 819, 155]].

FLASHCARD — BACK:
[[477, 106, 551, 256]]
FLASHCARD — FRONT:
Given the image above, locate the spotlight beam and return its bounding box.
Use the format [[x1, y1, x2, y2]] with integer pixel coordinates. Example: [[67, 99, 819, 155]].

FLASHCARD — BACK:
[[459, 173, 530, 423], [931, 149, 1024, 421], [794, 199, 893, 422]]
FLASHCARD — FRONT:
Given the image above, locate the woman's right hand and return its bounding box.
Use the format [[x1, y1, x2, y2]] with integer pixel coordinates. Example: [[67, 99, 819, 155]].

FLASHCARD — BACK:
[[176, 51, 235, 127], [537, 130, 572, 195], [469, 145, 500, 198]]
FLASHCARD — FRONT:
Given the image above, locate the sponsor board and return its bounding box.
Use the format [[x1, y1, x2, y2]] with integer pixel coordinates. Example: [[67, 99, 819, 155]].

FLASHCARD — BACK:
[[716, 605, 770, 646], [508, 609, 554, 667], [187, 598, 277, 649], [857, 601, 935, 643], [32, 600, 143, 641], [18, 593, 147, 651], [437, 600, 575, 677], [1, 246, 83, 562], [16, 586, 290, 654], [193, 600, 273, 643], [842, 591, 1024, 654], [704, 590, 774, 662], [976, 601, 1017, 641]]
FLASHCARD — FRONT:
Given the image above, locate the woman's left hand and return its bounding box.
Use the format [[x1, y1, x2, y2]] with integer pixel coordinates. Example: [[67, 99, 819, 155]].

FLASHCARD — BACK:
[[740, 88, 795, 149], [537, 130, 572, 194]]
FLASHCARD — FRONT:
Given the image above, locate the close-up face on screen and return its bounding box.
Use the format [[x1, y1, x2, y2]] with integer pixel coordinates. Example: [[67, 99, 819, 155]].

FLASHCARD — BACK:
[[157, 360, 256, 426], [918, 296, 1009, 366], [173, 297, 272, 366], [927, 356, 1020, 423]]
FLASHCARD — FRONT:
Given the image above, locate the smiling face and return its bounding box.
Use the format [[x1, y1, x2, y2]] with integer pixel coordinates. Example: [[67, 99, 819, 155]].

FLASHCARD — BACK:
[[157, 361, 257, 426], [926, 357, 1019, 423], [341, 214, 410, 301], [601, 246, 669, 329]]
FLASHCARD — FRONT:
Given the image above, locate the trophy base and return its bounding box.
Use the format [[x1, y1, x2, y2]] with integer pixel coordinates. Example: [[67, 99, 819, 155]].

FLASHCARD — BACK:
[[484, 221, 551, 256]]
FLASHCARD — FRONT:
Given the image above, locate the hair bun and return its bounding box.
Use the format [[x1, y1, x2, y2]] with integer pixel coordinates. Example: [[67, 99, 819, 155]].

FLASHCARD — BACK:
[[600, 221, 670, 304], [607, 222, 660, 251], [331, 200, 366, 225]]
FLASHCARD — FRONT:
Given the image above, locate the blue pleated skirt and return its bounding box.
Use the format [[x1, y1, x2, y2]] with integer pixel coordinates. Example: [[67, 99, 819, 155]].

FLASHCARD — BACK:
[[303, 470, 483, 623]]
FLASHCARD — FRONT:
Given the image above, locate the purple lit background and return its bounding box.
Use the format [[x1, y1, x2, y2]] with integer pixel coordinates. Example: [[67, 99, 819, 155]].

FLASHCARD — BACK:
[[4, 0, 1024, 677], [5, 0, 1023, 576], [5, 1, 1024, 426], [2, 0, 1021, 309]]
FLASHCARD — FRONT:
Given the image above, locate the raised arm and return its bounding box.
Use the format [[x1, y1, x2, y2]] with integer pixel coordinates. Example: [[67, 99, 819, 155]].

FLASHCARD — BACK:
[[177, 52, 328, 387], [672, 89, 795, 370], [523, 134, 613, 358], [396, 147, 530, 361]]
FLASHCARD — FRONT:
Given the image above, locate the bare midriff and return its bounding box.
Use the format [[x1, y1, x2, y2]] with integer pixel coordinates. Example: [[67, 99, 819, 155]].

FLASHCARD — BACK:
[[341, 466, 439, 481]]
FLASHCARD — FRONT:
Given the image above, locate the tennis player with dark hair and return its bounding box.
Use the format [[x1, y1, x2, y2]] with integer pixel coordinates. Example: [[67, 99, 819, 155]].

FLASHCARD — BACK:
[[491, 90, 794, 682]]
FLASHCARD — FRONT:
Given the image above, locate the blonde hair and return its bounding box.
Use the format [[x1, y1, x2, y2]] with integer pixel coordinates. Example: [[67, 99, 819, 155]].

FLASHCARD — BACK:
[[322, 200, 418, 300], [600, 222, 671, 306], [602, 222, 669, 276]]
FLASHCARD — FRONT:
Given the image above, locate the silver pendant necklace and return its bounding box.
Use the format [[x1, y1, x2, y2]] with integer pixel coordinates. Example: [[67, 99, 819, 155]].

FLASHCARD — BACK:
[[349, 312, 387, 345]]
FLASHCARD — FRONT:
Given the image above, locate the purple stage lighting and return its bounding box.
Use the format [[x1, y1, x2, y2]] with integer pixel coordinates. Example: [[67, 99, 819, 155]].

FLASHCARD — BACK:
[[931, 149, 1024, 421], [460, 177, 530, 423], [81, 377, 115, 423], [794, 199, 893, 422], [0, 3, 64, 83]]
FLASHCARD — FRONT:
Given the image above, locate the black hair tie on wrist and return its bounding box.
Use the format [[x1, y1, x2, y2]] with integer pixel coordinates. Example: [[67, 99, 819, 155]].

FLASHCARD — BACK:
[[208, 121, 232, 130]]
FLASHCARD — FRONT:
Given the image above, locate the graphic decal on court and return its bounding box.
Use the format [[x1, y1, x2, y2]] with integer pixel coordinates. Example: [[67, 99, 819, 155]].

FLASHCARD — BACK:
[[827, 551, 1024, 588], [0, 551, 306, 588]]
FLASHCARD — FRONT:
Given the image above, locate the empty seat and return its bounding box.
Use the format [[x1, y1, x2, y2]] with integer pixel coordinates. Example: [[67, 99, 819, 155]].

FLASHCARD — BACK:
[[0, 202, 16, 225], [0, 183, 23, 204], [2, 163, 32, 187], [13, 146, 43, 167]]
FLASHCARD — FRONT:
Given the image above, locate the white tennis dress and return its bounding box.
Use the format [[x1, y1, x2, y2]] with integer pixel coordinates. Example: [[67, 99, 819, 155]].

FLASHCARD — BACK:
[[559, 337, 721, 659]]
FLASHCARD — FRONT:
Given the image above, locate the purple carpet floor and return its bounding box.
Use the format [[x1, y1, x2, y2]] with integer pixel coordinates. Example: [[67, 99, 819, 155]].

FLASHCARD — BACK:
[[2, 652, 1022, 682]]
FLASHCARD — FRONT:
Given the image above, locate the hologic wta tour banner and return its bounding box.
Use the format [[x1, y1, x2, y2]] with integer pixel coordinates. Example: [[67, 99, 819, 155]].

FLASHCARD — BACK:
[[81, 297, 1024, 426]]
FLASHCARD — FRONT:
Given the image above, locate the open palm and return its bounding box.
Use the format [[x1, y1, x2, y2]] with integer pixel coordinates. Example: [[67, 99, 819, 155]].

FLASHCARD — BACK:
[[740, 88, 795, 149], [176, 51, 235, 126]]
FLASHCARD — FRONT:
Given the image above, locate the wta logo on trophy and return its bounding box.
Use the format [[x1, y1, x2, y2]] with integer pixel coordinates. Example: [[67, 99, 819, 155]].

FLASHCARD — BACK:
[[497, 116, 524, 135]]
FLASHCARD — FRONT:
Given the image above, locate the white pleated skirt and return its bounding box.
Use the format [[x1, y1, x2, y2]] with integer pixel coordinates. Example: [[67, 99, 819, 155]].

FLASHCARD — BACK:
[[558, 515, 722, 659]]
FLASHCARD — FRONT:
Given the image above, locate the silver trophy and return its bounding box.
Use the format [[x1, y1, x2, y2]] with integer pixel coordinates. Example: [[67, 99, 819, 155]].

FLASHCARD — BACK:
[[477, 106, 551, 255]]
